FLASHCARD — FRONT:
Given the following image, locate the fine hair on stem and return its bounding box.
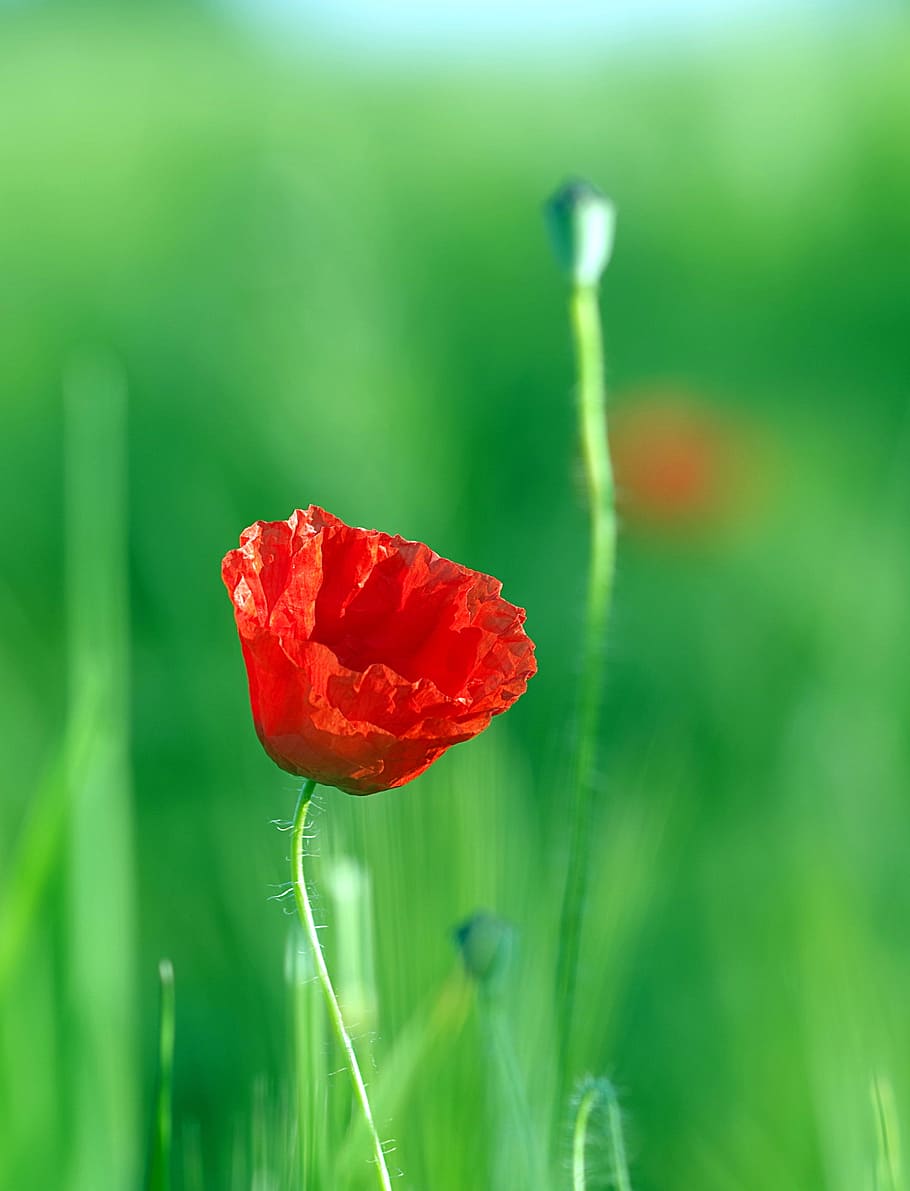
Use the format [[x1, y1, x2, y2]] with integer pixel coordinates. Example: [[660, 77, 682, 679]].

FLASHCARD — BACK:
[[290, 779, 393, 1191]]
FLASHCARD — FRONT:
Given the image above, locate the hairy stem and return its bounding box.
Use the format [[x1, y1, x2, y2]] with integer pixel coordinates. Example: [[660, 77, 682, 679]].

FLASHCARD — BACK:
[[555, 282, 617, 1097], [291, 780, 392, 1191], [572, 1082, 597, 1191], [572, 1079, 632, 1191]]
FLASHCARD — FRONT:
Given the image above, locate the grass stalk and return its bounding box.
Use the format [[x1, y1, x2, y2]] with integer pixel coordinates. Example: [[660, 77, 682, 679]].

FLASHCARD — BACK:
[[145, 960, 176, 1191], [63, 352, 138, 1189], [873, 1074, 903, 1191], [479, 993, 548, 1191], [0, 751, 67, 997], [287, 925, 328, 1189]]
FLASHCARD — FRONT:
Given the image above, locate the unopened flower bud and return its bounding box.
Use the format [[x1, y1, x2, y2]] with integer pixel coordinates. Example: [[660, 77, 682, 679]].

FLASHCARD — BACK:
[[453, 911, 515, 990], [545, 179, 616, 287]]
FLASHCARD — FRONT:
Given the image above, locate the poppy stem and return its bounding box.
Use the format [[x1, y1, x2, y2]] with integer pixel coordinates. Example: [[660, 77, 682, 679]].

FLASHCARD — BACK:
[[571, 1080, 597, 1191], [290, 780, 393, 1191], [571, 1078, 632, 1191], [555, 279, 617, 1102]]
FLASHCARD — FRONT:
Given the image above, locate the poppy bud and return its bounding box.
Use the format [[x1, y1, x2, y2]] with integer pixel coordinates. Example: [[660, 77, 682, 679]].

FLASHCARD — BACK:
[[545, 179, 616, 288], [453, 911, 515, 991]]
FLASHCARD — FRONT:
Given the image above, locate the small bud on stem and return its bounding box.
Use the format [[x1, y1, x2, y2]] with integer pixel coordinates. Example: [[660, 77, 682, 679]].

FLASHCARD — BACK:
[[545, 180, 616, 288], [453, 911, 515, 993]]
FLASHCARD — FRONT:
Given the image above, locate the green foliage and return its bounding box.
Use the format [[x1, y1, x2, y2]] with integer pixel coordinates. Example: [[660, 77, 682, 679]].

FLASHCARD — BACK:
[[1, 7, 909, 1189], [146, 960, 177, 1191]]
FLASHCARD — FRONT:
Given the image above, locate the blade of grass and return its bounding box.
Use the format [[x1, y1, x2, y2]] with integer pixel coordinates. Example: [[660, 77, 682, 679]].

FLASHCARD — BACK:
[[181, 1122, 206, 1191], [334, 971, 472, 1186], [287, 925, 329, 1190], [63, 352, 138, 1189], [145, 960, 176, 1191], [0, 749, 67, 997], [873, 1074, 903, 1191], [479, 994, 549, 1191]]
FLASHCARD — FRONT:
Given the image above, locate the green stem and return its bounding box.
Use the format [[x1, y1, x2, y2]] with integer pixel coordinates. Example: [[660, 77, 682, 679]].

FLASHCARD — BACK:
[[571, 1083, 596, 1191], [64, 353, 138, 1187], [555, 283, 617, 1095], [872, 1074, 902, 1191], [481, 996, 547, 1191], [291, 781, 392, 1191], [572, 1079, 632, 1191], [145, 959, 176, 1191], [0, 750, 67, 997], [606, 1083, 632, 1191]]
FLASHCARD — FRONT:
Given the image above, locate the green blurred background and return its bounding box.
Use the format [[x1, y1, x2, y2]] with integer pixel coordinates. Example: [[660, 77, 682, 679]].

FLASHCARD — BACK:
[[1, 1, 909, 1188]]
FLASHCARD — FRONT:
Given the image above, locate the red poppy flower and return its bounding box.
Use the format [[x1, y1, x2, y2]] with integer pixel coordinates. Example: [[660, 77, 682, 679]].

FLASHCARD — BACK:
[[222, 507, 536, 795]]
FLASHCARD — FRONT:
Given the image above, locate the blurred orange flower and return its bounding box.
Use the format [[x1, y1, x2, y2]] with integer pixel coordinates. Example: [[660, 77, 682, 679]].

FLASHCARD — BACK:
[[610, 388, 751, 532]]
